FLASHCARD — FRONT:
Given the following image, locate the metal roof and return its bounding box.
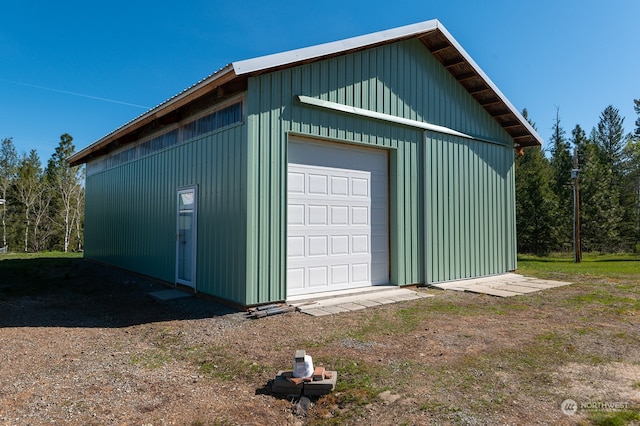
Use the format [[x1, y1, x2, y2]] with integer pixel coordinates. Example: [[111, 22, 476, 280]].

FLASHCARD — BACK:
[[69, 20, 542, 166]]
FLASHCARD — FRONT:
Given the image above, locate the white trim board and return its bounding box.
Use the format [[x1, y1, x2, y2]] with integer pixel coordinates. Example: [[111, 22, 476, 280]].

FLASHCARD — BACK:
[[296, 95, 509, 146]]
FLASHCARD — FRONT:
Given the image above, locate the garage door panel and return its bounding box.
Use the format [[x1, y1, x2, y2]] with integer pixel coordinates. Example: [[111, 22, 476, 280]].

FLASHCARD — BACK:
[[351, 207, 369, 225], [308, 235, 328, 256], [331, 264, 349, 284], [351, 178, 369, 197], [308, 174, 328, 194], [330, 206, 349, 225], [307, 205, 328, 225], [351, 235, 369, 254], [287, 140, 389, 296], [289, 172, 305, 193], [330, 235, 349, 255], [308, 266, 328, 287], [330, 176, 349, 195], [288, 268, 305, 290], [288, 236, 305, 257], [352, 263, 369, 283], [288, 206, 305, 226]]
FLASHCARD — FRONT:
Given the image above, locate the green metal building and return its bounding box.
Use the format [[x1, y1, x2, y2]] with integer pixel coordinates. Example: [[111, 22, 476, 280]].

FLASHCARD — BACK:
[[69, 20, 542, 307]]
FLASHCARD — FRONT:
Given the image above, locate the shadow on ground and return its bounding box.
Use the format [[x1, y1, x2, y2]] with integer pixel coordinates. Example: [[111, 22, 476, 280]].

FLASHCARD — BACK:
[[0, 257, 242, 328]]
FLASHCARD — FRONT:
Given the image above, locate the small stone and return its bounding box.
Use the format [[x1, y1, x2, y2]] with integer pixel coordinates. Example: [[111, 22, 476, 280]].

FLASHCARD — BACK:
[[293, 396, 311, 417], [378, 390, 401, 405]]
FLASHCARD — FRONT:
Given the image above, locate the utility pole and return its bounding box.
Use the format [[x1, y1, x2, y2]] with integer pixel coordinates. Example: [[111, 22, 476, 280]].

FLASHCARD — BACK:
[[572, 148, 582, 263]]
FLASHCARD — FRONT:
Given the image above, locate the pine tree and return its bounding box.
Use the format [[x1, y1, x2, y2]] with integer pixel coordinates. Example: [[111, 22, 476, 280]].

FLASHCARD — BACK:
[[571, 125, 589, 167], [515, 109, 557, 254], [634, 99, 640, 138], [623, 100, 640, 250], [516, 146, 557, 254], [594, 105, 626, 178], [579, 140, 622, 251], [549, 109, 573, 250], [578, 105, 628, 251]]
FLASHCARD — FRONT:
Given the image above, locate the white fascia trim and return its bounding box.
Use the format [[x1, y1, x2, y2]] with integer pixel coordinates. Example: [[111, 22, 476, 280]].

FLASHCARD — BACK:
[[233, 20, 439, 75], [297, 95, 507, 145]]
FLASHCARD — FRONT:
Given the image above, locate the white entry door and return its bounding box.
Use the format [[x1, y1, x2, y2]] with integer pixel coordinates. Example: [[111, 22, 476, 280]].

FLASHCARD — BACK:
[[176, 187, 197, 288], [287, 139, 389, 297]]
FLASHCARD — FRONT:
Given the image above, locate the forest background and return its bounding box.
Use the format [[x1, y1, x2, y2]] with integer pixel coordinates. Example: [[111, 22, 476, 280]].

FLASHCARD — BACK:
[[1, 99, 639, 255]]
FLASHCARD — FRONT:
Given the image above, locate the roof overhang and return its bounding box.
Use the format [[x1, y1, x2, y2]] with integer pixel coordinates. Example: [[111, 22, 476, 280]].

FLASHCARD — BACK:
[[69, 19, 542, 166], [418, 23, 541, 148]]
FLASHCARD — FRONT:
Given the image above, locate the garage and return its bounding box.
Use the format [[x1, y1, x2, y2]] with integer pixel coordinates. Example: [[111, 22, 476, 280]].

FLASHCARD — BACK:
[[286, 138, 389, 296], [70, 20, 541, 307]]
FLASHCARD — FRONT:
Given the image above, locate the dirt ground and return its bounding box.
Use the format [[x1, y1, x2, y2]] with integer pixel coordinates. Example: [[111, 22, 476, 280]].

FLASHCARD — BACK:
[[0, 257, 638, 425]]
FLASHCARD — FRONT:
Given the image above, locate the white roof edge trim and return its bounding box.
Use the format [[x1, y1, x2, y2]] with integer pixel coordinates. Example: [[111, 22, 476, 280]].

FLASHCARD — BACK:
[[68, 64, 236, 164], [232, 19, 542, 146], [433, 24, 543, 146], [232, 19, 440, 75], [297, 95, 509, 146]]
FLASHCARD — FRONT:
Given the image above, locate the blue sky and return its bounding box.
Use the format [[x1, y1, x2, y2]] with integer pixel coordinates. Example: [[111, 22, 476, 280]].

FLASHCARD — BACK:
[[1, 0, 638, 162]]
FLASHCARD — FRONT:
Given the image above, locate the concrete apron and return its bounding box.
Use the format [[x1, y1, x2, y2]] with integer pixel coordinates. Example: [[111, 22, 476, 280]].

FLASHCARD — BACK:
[[429, 273, 572, 297], [288, 285, 434, 317], [288, 274, 572, 316]]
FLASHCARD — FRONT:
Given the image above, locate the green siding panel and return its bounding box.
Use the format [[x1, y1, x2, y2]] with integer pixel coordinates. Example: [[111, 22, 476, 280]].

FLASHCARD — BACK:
[[245, 38, 516, 300], [424, 133, 516, 283], [84, 124, 248, 305]]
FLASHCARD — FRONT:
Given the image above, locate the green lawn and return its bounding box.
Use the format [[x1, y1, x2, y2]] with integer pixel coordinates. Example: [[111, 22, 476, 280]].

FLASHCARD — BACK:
[[517, 252, 640, 279], [0, 251, 82, 261]]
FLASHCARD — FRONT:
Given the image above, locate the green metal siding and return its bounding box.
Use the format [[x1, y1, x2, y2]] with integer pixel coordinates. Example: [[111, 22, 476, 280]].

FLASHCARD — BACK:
[[84, 124, 248, 304], [424, 133, 517, 283], [84, 37, 519, 306], [245, 38, 516, 302]]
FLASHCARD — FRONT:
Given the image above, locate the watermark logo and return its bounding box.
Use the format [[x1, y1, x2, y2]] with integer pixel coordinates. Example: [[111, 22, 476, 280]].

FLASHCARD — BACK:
[[561, 398, 630, 416], [561, 399, 578, 416]]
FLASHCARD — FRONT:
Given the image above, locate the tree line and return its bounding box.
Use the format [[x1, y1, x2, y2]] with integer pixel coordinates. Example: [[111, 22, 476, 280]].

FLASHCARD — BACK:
[[516, 100, 640, 255], [1, 101, 638, 256], [0, 134, 84, 253]]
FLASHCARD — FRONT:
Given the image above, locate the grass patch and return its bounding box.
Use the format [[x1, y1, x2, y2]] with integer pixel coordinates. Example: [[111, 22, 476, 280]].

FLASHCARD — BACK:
[[517, 253, 640, 279], [345, 298, 463, 341], [588, 410, 640, 426], [564, 290, 639, 306], [0, 251, 82, 262], [130, 351, 172, 369], [196, 345, 267, 381], [315, 357, 388, 405]]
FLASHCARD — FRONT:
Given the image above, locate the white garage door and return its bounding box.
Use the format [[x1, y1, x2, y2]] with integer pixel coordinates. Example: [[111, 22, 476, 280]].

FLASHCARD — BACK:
[[287, 139, 389, 297]]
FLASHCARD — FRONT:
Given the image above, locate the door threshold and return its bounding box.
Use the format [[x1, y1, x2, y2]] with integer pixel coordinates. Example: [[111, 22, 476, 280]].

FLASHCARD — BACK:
[[286, 284, 398, 303]]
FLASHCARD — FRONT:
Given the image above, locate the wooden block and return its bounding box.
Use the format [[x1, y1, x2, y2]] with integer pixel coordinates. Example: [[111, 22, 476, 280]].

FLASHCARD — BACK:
[[313, 366, 326, 381], [288, 377, 305, 385]]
